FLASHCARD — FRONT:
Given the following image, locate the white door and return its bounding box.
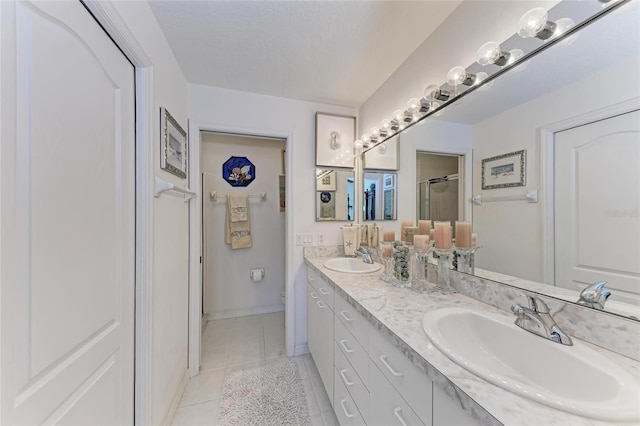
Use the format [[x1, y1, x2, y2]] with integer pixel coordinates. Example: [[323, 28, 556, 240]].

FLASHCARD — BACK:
[[1, 1, 135, 424], [555, 110, 640, 306]]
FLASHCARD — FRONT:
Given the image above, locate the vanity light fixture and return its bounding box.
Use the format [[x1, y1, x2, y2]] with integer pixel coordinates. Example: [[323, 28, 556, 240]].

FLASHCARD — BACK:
[[370, 127, 380, 139], [476, 41, 523, 66], [406, 98, 421, 114], [446, 66, 478, 87], [353, 139, 364, 150], [379, 119, 391, 137], [403, 110, 414, 123], [424, 84, 450, 102], [518, 8, 575, 40]]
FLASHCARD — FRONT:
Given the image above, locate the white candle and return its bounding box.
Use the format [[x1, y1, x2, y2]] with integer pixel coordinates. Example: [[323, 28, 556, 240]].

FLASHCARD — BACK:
[[418, 220, 432, 235], [383, 230, 395, 242], [413, 235, 429, 250], [455, 221, 472, 248]]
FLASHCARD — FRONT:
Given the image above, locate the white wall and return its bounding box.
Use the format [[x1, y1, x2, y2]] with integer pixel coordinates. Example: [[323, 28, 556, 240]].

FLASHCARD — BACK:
[[189, 85, 356, 353], [105, 2, 190, 423], [472, 58, 640, 282], [201, 133, 286, 319]]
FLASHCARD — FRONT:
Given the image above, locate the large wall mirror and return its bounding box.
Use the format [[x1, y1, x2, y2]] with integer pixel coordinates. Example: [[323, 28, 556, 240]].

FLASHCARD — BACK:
[[316, 168, 355, 222], [378, 1, 640, 320]]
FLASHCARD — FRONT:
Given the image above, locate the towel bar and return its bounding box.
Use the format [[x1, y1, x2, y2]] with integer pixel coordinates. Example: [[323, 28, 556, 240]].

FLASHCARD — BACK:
[[155, 177, 197, 202], [210, 191, 266, 202]]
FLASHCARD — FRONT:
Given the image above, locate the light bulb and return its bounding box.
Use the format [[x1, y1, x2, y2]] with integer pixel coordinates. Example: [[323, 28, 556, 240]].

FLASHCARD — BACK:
[[377, 143, 387, 154], [406, 98, 421, 113], [518, 8, 556, 40], [392, 109, 404, 123], [446, 66, 467, 86], [370, 127, 380, 138], [507, 49, 524, 65], [361, 134, 370, 144], [354, 139, 363, 150], [380, 119, 391, 132], [476, 41, 510, 66], [424, 84, 440, 101], [553, 18, 574, 37]]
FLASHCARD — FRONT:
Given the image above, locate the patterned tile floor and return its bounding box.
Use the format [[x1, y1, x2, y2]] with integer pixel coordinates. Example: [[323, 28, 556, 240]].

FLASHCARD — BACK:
[[171, 312, 338, 426]]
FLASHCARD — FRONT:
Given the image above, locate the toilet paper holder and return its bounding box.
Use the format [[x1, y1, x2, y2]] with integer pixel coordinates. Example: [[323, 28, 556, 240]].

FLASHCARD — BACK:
[[250, 268, 265, 282]]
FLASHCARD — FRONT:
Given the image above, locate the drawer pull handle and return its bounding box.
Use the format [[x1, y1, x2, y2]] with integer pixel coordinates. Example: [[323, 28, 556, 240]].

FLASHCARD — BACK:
[[310, 292, 318, 299], [339, 369, 354, 386], [308, 276, 316, 281], [317, 300, 326, 309], [319, 288, 329, 295], [339, 310, 354, 322], [340, 399, 355, 418], [339, 339, 353, 353], [380, 355, 404, 377], [393, 407, 408, 426]]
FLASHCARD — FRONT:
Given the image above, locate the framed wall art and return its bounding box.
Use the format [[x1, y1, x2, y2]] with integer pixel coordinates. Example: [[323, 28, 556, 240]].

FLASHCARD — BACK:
[[316, 112, 356, 168], [160, 107, 188, 179], [481, 149, 526, 190]]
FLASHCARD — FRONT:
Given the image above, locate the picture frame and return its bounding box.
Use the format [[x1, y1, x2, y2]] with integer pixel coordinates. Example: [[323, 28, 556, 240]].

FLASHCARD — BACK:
[[383, 173, 395, 189], [315, 112, 356, 168], [160, 107, 187, 179], [316, 169, 337, 191], [481, 149, 526, 190]]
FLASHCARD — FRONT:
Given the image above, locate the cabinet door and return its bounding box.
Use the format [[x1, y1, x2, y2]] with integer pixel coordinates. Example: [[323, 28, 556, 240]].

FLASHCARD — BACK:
[[307, 283, 319, 357], [317, 298, 334, 405]]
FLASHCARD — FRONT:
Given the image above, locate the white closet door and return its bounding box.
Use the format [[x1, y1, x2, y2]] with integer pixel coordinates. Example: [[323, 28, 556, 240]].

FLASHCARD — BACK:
[[555, 110, 640, 306], [1, 1, 135, 424]]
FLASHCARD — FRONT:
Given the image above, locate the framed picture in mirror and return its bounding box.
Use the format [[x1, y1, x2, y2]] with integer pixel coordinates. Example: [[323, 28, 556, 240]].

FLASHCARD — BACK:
[[315, 112, 356, 168], [481, 149, 526, 190]]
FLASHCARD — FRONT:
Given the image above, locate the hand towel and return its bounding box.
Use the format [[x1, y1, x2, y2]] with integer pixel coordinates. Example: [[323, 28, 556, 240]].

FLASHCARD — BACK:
[[342, 226, 357, 257], [229, 194, 248, 222], [226, 194, 252, 249], [374, 225, 383, 248]]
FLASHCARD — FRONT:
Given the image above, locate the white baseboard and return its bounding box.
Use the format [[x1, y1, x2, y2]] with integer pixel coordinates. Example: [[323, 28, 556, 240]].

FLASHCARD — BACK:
[[294, 344, 309, 356], [161, 369, 189, 425], [209, 304, 285, 321]]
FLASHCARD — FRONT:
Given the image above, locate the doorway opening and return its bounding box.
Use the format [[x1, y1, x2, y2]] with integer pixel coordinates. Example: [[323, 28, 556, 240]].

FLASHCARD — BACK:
[[416, 152, 464, 234], [199, 131, 287, 339]]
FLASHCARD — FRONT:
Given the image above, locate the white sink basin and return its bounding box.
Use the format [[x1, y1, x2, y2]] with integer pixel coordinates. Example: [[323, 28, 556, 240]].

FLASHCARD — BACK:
[[422, 307, 640, 421], [324, 258, 381, 274]]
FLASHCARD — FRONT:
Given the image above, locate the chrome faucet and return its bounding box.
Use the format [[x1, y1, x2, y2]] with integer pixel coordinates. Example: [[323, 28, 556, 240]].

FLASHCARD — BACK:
[[577, 281, 611, 310], [354, 246, 373, 264], [511, 295, 573, 346]]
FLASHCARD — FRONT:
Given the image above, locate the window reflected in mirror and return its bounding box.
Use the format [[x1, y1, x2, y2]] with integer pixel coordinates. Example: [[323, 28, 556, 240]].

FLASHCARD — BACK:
[[316, 168, 354, 222]]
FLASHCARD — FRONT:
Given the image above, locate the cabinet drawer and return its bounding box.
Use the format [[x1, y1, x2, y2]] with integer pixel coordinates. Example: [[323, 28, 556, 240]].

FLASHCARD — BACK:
[[334, 368, 366, 426], [370, 361, 425, 426], [334, 318, 369, 390], [334, 340, 370, 423], [369, 329, 432, 424], [334, 292, 372, 349], [308, 268, 333, 309]]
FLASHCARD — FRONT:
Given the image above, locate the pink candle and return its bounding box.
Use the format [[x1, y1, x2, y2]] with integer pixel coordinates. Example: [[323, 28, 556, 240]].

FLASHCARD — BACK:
[[383, 231, 395, 242], [471, 233, 477, 247], [413, 235, 429, 250], [400, 220, 413, 242], [382, 245, 393, 258], [434, 221, 452, 249], [454, 221, 472, 248], [418, 220, 431, 235], [429, 229, 435, 241]]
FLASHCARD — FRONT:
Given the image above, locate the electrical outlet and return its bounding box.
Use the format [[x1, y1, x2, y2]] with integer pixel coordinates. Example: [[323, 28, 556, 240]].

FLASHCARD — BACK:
[[296, 233, 313, 246]]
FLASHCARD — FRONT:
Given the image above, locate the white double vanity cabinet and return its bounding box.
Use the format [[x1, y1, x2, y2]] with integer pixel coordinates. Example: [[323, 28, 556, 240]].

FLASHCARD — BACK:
[[307, 266, 480, 426]]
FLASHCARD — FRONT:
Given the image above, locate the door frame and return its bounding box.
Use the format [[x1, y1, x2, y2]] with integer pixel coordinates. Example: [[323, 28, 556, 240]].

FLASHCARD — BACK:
[[82, 1, 155, 424], [187, 121, 295, 372], [539, 96, 640, 285]]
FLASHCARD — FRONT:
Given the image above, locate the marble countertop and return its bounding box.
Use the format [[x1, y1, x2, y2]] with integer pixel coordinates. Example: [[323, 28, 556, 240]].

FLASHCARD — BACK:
[[304, 255, 640, 426]]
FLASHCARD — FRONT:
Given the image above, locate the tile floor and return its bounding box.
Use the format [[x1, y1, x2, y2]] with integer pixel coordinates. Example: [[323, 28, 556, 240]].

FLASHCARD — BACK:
[[171, 311, 338, 426]]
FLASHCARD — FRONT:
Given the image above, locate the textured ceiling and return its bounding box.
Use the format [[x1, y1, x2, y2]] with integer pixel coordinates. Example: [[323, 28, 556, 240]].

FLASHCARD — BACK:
[[148, 1, 462, 107]]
